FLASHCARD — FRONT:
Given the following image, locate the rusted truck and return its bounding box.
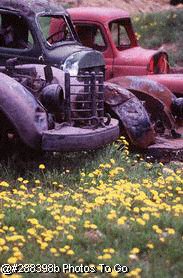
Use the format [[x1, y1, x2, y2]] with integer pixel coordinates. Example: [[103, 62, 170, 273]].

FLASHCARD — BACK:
[[0, 0, 120, 153], [0, 1, 183, 159]]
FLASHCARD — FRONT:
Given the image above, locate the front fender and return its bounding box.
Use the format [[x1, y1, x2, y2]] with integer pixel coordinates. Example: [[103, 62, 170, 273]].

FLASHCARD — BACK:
[[0, 73, 48, 149], [108, 76, 176, 130], [104, 82, 155, 148]]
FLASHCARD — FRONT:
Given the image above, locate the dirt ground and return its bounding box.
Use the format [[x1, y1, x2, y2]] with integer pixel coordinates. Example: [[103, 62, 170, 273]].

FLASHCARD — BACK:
[[60, 0, 183, 14]]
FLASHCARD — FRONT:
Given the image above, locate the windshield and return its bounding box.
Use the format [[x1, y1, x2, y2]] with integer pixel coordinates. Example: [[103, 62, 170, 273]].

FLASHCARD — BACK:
[[74, 23, 107, 51], [38, 15, 75, 46], [109, 19, 137, 50]]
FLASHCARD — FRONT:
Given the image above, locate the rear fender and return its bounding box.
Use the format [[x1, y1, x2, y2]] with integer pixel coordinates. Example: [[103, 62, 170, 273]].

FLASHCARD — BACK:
[[104, 82, 155, 148], [0, 73, 48, 149]]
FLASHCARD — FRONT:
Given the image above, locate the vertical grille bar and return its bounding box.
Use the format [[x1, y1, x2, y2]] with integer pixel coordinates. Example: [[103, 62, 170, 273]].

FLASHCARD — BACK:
[[98, 72, 104, 117], [91, 72, 97, 117], [65, 72, 71, 122], [84, 71, 90, 93]]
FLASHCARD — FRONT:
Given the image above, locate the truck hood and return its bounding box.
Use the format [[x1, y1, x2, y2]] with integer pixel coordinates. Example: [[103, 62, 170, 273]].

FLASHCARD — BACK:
[[117, 46, 164, 67], [44, 44, 105, 70]]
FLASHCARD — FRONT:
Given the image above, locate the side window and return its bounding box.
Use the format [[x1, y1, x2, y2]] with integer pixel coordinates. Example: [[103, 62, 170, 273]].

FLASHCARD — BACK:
[[119, 25, 131, 46], [110, 21, 131, 49], [0, 13, 33, 49], [75, 24, 106, 51], [93, 28, 106, 50]]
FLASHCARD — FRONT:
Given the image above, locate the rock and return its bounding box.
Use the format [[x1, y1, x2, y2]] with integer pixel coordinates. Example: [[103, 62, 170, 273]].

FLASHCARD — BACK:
[[84, 230, 104, 243]]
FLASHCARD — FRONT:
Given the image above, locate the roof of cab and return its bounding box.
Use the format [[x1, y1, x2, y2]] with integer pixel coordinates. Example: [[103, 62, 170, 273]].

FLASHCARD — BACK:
[[68, 7, 130, 23], [0, 0, 66, 16]]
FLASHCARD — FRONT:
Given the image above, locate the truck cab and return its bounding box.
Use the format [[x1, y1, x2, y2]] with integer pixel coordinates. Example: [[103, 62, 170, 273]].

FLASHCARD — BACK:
[[66, 7, 169, 79], [0, 1, 105, 76]]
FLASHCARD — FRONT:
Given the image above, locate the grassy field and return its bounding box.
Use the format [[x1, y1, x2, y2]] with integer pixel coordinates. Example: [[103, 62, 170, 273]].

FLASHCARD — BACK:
[[133, 9, 183, 66], [0, 138, 182, 278], [0, 9, 183, 278]]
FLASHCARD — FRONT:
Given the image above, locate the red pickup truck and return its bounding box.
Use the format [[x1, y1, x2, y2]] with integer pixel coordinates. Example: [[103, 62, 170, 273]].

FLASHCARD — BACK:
[[50, 7, 169, 79], [65, 7, 183, 96]]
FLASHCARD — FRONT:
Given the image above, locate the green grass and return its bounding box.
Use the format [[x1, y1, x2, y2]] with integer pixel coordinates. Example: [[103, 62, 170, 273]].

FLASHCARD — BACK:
[[0, 141, 182, 278], [132, 10, 183, 66]]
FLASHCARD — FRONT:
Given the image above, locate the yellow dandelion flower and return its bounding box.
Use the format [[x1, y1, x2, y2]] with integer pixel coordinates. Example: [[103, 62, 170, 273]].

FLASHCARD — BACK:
[[136, 218, 146, 226], [166, 228, 175, 235], [39, 164, 45, 170], [67, 250, 75, 255], [50, 248, 57, 254], [35, 180, 40, 184], [110, 159, 115, 164], [0, 238, 6, 245], [111, 270, 119, 277], [67, 235, 74, 240], [130, 247, 140, 254], [7, 257, 17, 264], [23, 180, 29, 184], [0, 181, 9, 187], [0, 214, 5, 220], [27, 218, 39, 225], [19, 185, 27, 190], [102, 253, 111, 259], [146, 243, 154, 249], [3, 246, 9, 251], [40, 242, 48, 250], [142, 213, 150, 221], [17, 177, 23, 182], [27, 228, 37, 236], [59, 248, 66, 253]]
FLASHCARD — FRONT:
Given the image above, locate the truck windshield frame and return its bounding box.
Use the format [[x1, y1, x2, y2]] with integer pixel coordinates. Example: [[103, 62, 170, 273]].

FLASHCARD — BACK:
[[37, 13, 77, 48]]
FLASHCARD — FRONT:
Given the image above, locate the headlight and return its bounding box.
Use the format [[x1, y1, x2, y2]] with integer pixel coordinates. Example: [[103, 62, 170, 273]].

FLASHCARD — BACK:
[[63, 53, 79, 76]]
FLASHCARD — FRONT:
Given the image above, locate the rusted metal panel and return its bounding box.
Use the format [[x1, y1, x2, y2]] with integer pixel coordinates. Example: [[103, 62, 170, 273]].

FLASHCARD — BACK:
[[104, 82, 155, 148], [0, 72, 48, 149], [109, 76, 176, 107], [147, 135, 183, 162], [42, 119, 119, 152], [143, 74, 183, 97], [108, 76, 183, 158], [108, 76, 177, 131]]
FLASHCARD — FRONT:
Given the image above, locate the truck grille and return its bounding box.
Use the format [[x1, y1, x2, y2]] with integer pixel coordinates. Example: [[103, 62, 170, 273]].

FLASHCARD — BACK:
[[65, 72, 106, 128]]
